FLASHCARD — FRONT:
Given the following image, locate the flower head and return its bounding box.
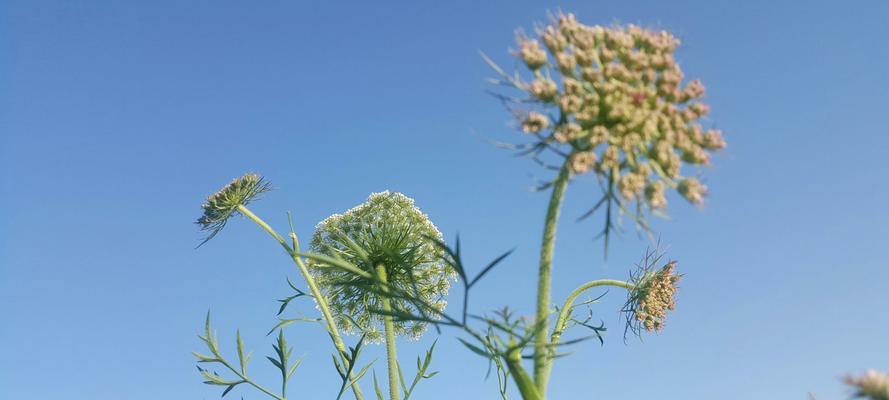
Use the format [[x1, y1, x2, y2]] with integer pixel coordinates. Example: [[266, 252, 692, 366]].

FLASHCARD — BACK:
[[196, 173, 271, 245], [845, 370, 889, 400], [677, 177, 707, 205], [499, 13, 727, 211], [624, 256, 681, 335], [518, 39, 548, 70], [521, 112, 550, 134], [308, 191, 454, 342]]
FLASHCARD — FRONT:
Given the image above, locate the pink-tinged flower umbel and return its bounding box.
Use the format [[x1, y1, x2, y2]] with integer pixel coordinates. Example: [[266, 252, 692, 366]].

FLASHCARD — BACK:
[[624, 260, 682, 334], [500, 13, 727, 210]]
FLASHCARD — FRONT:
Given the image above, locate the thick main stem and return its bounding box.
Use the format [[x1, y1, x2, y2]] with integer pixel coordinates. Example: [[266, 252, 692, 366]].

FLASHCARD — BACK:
[[376, 265, 400, 400], [237, 205, 365, 400], [532, 162, 572, 395], [506, 348, 542, 400]]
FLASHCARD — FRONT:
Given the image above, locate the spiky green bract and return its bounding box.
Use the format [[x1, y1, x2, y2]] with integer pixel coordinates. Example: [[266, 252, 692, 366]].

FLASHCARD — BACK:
[[308, 191, 454, 342], [196, 173, 271, 245]]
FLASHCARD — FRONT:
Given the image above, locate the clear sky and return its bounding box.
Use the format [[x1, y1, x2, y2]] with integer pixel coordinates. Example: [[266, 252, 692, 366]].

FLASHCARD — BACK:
[[2, 1, 888, 399]]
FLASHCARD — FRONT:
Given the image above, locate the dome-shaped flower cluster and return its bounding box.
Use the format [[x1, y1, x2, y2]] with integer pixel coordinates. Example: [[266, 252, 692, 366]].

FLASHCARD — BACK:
[[308, 191, 454, 342], [624, 260, 681, 333], [511, 13, 725, 208]]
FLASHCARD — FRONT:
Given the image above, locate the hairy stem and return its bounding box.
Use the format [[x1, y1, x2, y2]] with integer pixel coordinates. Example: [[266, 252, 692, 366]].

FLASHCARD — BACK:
[[377, 264, 401, 400], [550, 279, 634, 348], [506, 348, 542, 400], [533, 161, 571, 395], [237, 205, 365, 400]]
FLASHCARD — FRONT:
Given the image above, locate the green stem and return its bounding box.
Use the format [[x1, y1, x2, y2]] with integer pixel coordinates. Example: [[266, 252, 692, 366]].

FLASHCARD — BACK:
[[550, 279, 634, 348], [377, 264, 401, 400], [506, 348, 542, 400], [217, 357, 284, 400], [237, 205, 366, 400], [532, 161, 571, 395]]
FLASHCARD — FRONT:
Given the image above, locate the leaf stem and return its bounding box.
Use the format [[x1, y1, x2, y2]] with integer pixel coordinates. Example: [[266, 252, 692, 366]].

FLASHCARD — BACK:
[[236, 205, 366, 400], [377, 264, 401, 400], [532, 161, 571, 395], [216, 357, 284, 400]]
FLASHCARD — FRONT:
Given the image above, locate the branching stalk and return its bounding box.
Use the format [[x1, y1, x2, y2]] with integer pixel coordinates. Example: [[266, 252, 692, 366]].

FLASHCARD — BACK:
[[236, 205, 366, 400], [217, 357, 284, 400]]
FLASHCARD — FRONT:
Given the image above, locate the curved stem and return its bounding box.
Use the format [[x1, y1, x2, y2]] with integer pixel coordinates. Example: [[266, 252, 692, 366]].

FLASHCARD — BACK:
[[550, 279, 634, 347], [532, 161, 572, 395], [376, 265, 401, 400], [536, 279, 633, 392], [237, 205, 365, 400]]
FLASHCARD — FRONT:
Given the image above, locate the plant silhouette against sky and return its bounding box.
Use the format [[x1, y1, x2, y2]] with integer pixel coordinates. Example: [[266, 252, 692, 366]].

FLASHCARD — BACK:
[[190, 12, 731, 400]]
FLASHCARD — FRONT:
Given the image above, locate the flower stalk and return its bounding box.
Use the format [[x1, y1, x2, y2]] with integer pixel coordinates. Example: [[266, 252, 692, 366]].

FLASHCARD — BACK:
[[376, 264, 401, 400], [532, 160, 571, 394], [234, 204, 366, 400], [550, 279, 634, 349], [305, 191, 450, 399]]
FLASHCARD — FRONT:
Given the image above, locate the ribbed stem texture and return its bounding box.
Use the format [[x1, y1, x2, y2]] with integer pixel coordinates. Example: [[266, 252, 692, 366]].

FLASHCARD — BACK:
[[532, 162, 571, 396]]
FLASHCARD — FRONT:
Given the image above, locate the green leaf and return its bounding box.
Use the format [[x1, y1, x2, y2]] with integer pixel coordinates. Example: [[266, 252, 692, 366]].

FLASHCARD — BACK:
[[277, 277, 308, 316], [373, 370, 386, 400], [235, 330, 251, 374], [469, 249, 513, 287], [427, 235, 466, 283], [402, 340, 438, 400], [266, 317, 320, 336], [202, 311, 220, 355], [267, 356, 284, 370], [200, 369, 240, 386], [193, 351, 218, 363], [338, 361, 375, 400], [287, 357, 303, 379], [397, 360, 408, 394], [423, 339, 437, 369], [332, 353, 346, 378], [221, 381, 245, 397], [458, 338, 491, 358]]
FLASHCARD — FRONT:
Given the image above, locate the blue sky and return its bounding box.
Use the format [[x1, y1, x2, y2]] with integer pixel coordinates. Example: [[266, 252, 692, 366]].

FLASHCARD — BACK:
[[2, 1, 888, 399]]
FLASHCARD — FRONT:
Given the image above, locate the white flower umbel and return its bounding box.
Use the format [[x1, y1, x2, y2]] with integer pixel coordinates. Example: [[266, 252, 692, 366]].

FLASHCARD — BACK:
[[309, 191, 453, 342], [309, 191, 454, 400]]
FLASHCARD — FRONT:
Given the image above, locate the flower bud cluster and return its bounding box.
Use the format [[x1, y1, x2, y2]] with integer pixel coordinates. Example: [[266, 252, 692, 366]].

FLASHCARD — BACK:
[[626, 261, 681, 332], [514, 14, 726, 207], [196, 173, 271, 244]]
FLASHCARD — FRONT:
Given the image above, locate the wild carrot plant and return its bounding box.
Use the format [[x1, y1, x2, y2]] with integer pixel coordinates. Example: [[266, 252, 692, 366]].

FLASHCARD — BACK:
[[190, 12, 726, 400]]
